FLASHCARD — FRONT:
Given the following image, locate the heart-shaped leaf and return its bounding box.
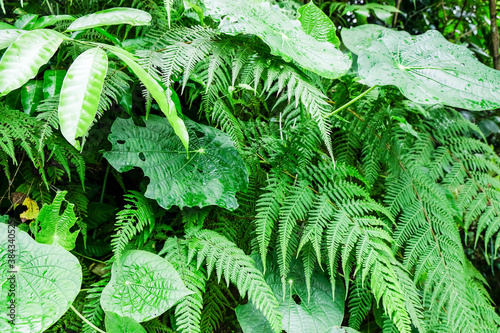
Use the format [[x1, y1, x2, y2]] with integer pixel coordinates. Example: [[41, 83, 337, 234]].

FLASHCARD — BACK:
[[105, 312, 147, 333], [298, 2, 340, 47], [66, 8, 151, 31], [205, 0, 351, 79], [348, 28, 500, 110], [33, 191, 80, 251], [236, 257, 345, 333], [101, 250, 193, 322], [340, 24, 393, 55], [105, 45, 189, 151], [0, 223, 82, 332], [0, 29, 64, 96], [103, 116, 248, 210], [58, 47, 108, 149]]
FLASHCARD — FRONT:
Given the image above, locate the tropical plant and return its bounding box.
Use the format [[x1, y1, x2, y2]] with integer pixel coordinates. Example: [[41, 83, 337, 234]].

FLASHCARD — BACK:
[[0, 1, 500, 333]]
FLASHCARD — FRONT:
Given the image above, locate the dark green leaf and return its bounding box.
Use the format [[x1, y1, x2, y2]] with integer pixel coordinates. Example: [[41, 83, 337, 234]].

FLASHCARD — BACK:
[[104, 116, 248, 210], [21, 79, 43, 115], [43, 69, 66, 99], [298, 2, 340, 47]]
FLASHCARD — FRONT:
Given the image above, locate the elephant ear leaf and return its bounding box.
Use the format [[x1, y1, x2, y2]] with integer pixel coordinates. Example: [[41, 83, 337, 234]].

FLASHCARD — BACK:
[[101, 250, 193, 322], [0, 29, 64, 96], [58, 47, 108, 149], [205, 0, 351, 79], [66, 8, 151, 31], [340, 24, 394, 55], [298, 2, 340, 47], [103, 116, 248, 211], [0, 222, 82, 332], [350, 28, 500, 110]]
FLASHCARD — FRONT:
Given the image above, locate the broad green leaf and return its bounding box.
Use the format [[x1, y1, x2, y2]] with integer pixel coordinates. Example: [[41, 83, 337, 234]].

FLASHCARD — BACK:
[[66, 8, 151, 31], [14, 14, 39, 29], [0, 22, 15, 29], [205, 0, 351, 79], [0, 29, 64, 97], [340, 24, 394, 55], [351, 29, 500, 110], [33, 191, 80, 251], [21, 79, 43, 115], [105, 312, 147, 333], [105, 45, 189, 150], [237, 257, 345, 333], [298, 2, 340, 47], [101, 250, 193, 322], [32, 15, 75, 29], [345, 4, 401, 25], [104, 116, 248, 210], [0, 223, 82, 332], [58, 47, 108, 149], [0, 29, 26, 50], [43, 69, 66, 99]]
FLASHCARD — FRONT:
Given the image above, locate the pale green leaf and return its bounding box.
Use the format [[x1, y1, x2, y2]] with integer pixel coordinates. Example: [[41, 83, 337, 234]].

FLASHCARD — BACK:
[[205, 0, 351, 79], [66, 8, 151, 31], [351, 29, 500, 110], [58, 47, 108, 149], [298, 2, 340, 47], [340, 24, 393, 55], [0, 223, 82, 332], [0, 29, 26, 50], [105, 45, 189, 150], [101, 250, 193, 322], [32, 15, 75, 29], [34, 191, 80, 251], [105, 312, 147, 333], [236, 304, 274, 333], [103, 116, 248, 210], [0, 29, 64, 96]]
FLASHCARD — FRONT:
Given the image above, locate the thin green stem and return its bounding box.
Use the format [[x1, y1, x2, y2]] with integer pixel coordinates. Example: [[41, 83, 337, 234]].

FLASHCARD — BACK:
[[100, 163, 110, 204], [70, 304, 106, 333], [328, 85, 378, 117], [72, 251, 108, 264]]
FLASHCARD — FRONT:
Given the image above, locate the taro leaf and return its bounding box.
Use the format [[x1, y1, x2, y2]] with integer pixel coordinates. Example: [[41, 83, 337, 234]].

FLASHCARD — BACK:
[[340, 24, 394, 55], [34, 191, 80, 251], [0, 29, 26, 50], [67, 8, 151, 31], [105, 45, 189, 151], [298, 2, 339, 47], [0, 223, 82, 332], [103, 115, 248, 211], [100, 250, 193, 322], [237, 256, 345, 333], [58, 47, 108, 149], [0, 29, 64, 96], [43, 69, 66, 99], [353, 29, 500, 110], [205, 0, 350, 79], [105, 311, 147, 333], [21, 79, 43, 115]]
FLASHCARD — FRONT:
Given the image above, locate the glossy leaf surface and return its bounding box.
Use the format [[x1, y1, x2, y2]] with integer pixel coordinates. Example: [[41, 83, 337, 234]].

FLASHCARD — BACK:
[[106, 45, 189, 150], [34, 191, 80, 251], [43, 69, 66, 98], [21, 80, 43, 115], [298, 2, 340, 47], [349, 28, 500, 110], [0, 223, 82, 332], [0, 29, 63, 96], [104, 116, 248, 210], [105, 312, 147, 333], [101, 250, 192, 322], [205, 0, 351, 79], [67, 8, 151, 31], [58, 47, 108, 149], [0, 29, 25, 50], [33, 15, 75, 29], [340, 24, 393, 55]]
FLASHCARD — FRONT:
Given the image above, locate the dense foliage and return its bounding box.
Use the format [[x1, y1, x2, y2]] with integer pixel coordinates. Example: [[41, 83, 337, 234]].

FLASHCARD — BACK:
[[1, 0, 500, 332]]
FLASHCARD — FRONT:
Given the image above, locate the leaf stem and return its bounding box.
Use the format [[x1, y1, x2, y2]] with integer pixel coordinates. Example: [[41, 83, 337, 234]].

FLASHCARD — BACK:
[[328, 85, 378, 117], [69, 304, 107, 333], [72, 251, 108, 264]]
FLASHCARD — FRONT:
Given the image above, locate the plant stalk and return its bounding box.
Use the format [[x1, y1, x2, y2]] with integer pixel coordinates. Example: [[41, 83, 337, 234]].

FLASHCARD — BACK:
[[328, 85, 378, 117], [70, 304, 107, 333]]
